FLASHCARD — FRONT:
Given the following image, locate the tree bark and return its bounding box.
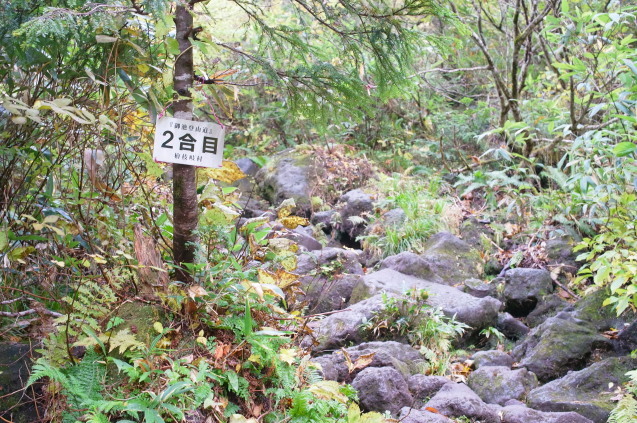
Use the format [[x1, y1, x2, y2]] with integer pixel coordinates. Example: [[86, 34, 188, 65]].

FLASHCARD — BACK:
[[172, 4, 198, 283]]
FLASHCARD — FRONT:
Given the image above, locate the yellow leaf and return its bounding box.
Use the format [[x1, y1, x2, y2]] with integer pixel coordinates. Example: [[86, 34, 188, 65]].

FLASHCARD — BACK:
[[229, 415, 257, 423], [196, 336, 207, 345], [280, 216, 310, 229], [279, 348, 297, 365], [42, 215, 59, 224], [307, 380, 348, 403], [280, 254, 298, 272], [201, 160, 247, 183], [258, 268, 299, 289], [276, 198, 296, 219], [342, 349, 376, 374], [153, 322, 164, 334]]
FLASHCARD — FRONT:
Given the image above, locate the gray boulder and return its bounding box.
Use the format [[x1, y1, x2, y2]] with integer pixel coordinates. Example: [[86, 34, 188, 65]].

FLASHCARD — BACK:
[[234, 157, 259, 177], [528, 356, 637, 423], [301, 293, 396, 352], [350, 269, 502, 338], [500, 404, 593, 423], [297, 247, 363, 277], [512, 314, 612, 382], [472, 350, 514, 369], [503, 268, 554, 316], [546, 236, 580, 276], [379, 252, 441, 282], [398, 407, 453, 423], [352, 367, 413, 416], [407, 374, 452, 402], [337, 189, 373, 239], [232, 158, 260, 193], [424, 382, 500, 423], [420, 232, 484, 284], [256, 152, 312, 215], [313, 341, 425, 383], [497, 312, 530, 340], [467, 366, 538, 405]]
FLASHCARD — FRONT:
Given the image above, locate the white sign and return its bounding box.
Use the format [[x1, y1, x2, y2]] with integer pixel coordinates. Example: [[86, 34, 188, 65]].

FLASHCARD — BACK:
[[153, 117, 225, 167]]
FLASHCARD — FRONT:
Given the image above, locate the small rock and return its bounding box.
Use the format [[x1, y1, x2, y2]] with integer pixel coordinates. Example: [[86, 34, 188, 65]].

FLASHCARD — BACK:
[[424, 383, 500, 423], [232, 158, 260, 194], [311, 210, 336, 232], [527, 356, 637, 423], [463, 278, 496, 298], [398, 407, 453, 423], [420, 232, 484, 284], [407, 374, 451, 402], [472, 350, 514, 369], [382, 208, 407, 226], [503, 268, 554, 317], [512, 314, 612, 382], [281, 228, 322, 252], [234, 157, 260, 177], [313, 341, 425, 383], [237, 196, 270, 219], [497, 312, 530, 340], [500, 404, 593, 423], [379, 252, 441, 282], [545, 236, 581, 276], [256, 152, 312, 215], [337, 189, 373, 239], [468, 366, 538, 405], [352, 367, 413, 416]]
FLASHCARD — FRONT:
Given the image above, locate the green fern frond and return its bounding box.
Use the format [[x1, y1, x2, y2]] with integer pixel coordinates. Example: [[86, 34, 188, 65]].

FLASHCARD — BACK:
[[609, 394, 637, 423]]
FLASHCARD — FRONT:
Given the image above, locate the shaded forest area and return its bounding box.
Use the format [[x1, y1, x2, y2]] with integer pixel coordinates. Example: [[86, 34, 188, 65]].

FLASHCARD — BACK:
[[1, 0, 637, 422]]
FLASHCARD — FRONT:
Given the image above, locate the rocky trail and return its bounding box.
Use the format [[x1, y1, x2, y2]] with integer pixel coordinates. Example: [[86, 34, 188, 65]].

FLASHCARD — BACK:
[[244, 148, 637, 423], [2, 147, 635, 423]]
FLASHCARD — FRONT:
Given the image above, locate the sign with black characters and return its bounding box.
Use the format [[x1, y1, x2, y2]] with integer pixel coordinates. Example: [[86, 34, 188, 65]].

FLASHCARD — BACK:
[[153, 117, 225, 167]]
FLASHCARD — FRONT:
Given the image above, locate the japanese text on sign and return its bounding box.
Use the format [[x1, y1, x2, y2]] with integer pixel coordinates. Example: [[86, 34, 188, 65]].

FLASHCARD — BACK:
[[153, 117, 225, 168]]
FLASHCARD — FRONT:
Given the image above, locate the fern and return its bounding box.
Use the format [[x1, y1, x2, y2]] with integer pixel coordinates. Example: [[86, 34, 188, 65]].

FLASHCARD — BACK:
[[609, 395, 637, 423]]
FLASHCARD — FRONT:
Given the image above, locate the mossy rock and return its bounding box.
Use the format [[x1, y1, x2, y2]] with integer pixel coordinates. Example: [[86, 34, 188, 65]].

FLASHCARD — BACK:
[[528, 356, 637, 423]]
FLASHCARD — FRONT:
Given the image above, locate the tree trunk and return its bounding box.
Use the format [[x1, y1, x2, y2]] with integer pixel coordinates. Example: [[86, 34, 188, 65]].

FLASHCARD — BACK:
[[172, 4, 197, 283]]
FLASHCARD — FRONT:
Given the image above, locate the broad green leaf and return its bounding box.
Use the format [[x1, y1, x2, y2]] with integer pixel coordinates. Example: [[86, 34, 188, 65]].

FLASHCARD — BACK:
[[613, 142, 637, 157]]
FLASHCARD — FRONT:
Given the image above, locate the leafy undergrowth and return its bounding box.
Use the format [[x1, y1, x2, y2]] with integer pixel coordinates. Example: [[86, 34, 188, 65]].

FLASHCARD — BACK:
[[9, 169, 391, 423]]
